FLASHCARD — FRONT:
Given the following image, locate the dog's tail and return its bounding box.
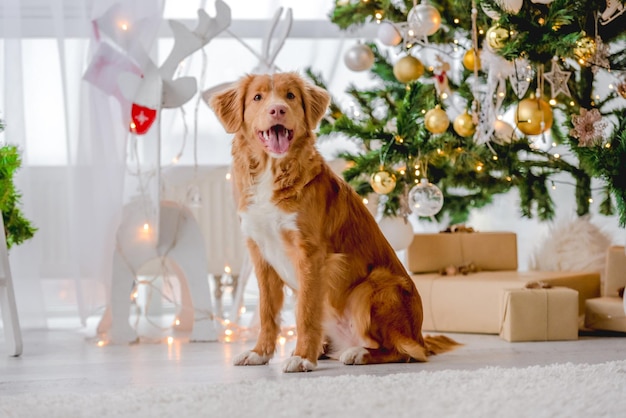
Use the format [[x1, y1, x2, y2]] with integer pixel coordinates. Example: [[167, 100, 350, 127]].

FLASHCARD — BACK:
[[396, 338, 429, 362], [396, 335, 461, 362], [424, 334, 462, 355]]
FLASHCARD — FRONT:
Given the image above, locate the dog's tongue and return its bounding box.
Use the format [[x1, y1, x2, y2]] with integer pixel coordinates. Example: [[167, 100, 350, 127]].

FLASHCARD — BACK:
[[267, 126, 290, 154]]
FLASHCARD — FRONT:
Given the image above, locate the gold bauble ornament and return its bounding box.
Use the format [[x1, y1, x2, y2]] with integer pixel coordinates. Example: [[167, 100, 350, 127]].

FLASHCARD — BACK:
[[424, 105, 450, 134], [485, 25, 509, 51], [370, 170, 397, 195], [573, 36, 596, 64], [515, 98, 554, 136], [393, 55, 424, 84], [453, 111, 476, 137], [462, 49, 481, 71]]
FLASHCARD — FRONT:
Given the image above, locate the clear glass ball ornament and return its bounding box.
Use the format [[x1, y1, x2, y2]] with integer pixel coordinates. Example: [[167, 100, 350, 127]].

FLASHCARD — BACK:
[[409, 178, 444, 217]]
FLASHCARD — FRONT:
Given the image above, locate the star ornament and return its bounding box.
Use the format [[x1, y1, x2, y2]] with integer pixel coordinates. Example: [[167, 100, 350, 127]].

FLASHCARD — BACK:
[[544, 61, 571, 98]]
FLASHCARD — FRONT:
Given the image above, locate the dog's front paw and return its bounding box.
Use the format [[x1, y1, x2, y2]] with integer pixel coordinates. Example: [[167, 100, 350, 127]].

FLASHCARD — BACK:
[[340, 347, 369, 365], [233, 350, 271, 366], [282, 356, 316, 373]]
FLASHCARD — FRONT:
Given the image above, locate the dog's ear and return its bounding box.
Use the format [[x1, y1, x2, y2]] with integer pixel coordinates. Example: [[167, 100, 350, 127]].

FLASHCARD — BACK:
[[209, 83, 243, 133], [304, 83, 331, 131]]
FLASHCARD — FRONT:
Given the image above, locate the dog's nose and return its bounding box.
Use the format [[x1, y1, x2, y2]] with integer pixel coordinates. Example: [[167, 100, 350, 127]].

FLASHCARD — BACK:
[[269, 104, 287, 117]]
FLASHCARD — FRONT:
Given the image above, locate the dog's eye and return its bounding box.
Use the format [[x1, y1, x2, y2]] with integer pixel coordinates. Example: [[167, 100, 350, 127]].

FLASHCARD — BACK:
[[286, 92, 296, 100], [253, 94, 262, 101]]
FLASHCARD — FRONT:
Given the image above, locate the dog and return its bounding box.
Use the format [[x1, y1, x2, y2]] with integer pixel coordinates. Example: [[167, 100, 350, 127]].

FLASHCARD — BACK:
[[210, 72, 459, 372]]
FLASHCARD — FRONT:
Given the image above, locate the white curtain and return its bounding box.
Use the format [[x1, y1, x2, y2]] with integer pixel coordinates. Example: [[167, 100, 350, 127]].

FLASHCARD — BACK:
[[1, 0, 162, 328]]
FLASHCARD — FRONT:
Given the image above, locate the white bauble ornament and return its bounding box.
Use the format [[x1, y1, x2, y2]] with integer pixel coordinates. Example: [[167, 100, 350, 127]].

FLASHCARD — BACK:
[[377, 22, 402, 46], [407, 3, 442, 37], [496, 0, 523, 14], [492, 120, 518, 144], [344, 43, 375, 72], [481, 3, 501, 19], [409, 178, 444, 217], [378, 216, 414, 251]]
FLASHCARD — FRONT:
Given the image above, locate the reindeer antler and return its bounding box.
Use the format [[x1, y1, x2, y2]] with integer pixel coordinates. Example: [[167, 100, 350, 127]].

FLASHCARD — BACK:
[[160, 0, 231, 80]]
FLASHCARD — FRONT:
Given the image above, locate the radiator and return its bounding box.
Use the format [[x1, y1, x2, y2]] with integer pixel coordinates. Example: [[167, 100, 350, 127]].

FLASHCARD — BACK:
[[159, 165, 246, 277]]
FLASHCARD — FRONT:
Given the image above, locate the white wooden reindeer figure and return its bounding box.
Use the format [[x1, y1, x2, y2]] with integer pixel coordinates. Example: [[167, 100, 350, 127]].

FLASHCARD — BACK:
[[97, 2, 231, 344]]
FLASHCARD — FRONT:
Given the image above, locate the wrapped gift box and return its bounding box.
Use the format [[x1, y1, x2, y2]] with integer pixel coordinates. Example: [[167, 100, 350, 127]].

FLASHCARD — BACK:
[[583, 246, 626, 333], [407, 232, 518, 273], [585, 297, 626, 332], [408, 231, 601, 334], [603, 246, 626, 297], [499, 287, 579, 342], [413, 270, 599, 333]]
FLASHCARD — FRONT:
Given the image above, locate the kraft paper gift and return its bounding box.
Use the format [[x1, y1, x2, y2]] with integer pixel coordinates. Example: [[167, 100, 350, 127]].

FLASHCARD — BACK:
[[585, 297, 626, 332], [604, 246, 626, 297], [412, 270, 599, 334], [407, 232, 518, 274], [500, 287, 579, 342]]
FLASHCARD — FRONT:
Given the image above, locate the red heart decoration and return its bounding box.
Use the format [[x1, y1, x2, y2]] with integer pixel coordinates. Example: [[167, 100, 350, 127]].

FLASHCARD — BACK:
[[130, 103, 157, 135]]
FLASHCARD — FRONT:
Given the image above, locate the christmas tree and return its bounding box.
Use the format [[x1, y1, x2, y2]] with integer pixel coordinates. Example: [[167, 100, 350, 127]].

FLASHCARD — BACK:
[[317, 0, 626, 226]]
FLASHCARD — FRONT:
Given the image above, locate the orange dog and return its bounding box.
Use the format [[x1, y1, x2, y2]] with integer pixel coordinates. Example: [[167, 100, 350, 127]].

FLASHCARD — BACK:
[[210, 72, 458, 372]]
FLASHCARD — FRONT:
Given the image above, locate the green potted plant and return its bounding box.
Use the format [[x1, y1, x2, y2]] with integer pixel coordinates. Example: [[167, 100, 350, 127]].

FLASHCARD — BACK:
[[1, 118, 36, 249]]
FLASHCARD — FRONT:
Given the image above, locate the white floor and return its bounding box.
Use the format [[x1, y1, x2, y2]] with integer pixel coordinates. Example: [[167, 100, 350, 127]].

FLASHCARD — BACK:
[[1, 326, 625, 397]]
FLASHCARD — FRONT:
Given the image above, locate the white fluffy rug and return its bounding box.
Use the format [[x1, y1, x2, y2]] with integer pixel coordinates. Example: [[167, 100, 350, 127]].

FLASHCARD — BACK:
[[2, 361, 625, 418]]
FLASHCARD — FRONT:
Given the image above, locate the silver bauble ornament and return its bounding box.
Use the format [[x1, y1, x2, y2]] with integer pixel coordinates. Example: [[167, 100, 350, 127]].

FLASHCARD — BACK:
[[407, 3, 442, 37], [409, 178, 444, 217], [344, 43, 375, 72], [377, 22, 402, 46]]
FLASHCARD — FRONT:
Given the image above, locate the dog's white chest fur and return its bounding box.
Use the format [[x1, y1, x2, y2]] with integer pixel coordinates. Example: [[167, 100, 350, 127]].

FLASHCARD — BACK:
[[239, 167, 299, 290]]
